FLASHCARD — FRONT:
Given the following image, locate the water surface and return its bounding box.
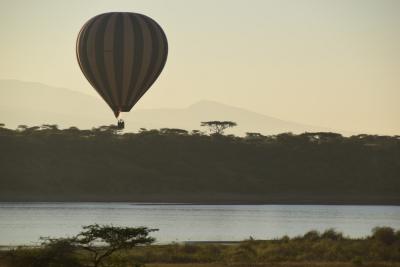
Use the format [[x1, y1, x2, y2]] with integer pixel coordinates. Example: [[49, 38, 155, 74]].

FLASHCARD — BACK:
[[0, 203, 399, 245]]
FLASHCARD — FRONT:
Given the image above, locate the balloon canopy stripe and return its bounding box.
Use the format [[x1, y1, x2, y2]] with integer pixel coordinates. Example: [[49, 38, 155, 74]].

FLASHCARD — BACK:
[[104, 14, 119, 108], [77, 17, 113, 109], [127, 15, 152, 109], [114, 14, 124, 108], [76, 12, 168, 118], [121, 14, 134, 107], [140, 17, 167, 102], [125, 14, 149, 109], [88, 15, 115, 110], [125, 14, 144, 111]]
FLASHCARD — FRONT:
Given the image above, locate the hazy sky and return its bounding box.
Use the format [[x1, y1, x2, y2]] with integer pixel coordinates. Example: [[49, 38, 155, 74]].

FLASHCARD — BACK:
[[0, 0, 399, 134]]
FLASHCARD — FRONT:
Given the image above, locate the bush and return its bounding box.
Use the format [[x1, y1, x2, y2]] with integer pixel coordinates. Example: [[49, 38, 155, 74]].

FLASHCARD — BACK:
[[396, 230, 400, 240], [372, 227, 396, 245], [5, 243, 82, 267], [321, 229, 343, 241], [303, 230, 321, 241]]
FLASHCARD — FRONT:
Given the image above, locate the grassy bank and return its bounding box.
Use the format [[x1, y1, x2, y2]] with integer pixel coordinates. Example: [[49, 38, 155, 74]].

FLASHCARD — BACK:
[[1, 227, 400, 267], [2, 263, 400, 267], [147, 264, 400, 267]]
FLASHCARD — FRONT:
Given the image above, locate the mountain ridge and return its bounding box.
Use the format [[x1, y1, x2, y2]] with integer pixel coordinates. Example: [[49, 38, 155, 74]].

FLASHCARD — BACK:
[[1, 79, 336, 135]]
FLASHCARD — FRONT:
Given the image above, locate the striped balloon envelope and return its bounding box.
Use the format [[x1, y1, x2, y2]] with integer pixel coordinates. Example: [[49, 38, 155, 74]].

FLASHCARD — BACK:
[[76, 12, 168, 118]]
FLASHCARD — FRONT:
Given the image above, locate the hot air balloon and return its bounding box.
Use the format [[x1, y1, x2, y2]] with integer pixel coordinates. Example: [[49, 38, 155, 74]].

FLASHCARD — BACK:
[[76, 12, 168, 129]]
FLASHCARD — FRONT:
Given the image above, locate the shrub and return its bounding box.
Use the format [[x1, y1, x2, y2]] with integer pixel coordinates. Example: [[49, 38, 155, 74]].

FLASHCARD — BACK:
[[321, 229, 343, 241], [4, 243, 82, 267], [372, 227, 396, 245], [303, 230, 321, 241]]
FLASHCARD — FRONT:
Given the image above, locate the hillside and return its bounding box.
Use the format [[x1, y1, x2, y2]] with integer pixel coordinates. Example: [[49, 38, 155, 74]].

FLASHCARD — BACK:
[[0, 126, 399, 204], [0, 80, 332, 135]]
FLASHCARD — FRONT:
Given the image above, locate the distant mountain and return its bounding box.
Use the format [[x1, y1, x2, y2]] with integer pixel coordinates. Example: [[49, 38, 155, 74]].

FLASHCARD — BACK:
[[0, 80, 332, 135]]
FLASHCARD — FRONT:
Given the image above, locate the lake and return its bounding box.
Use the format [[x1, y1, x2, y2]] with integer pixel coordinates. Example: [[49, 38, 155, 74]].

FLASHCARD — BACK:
[[0, 203, 399, 245]]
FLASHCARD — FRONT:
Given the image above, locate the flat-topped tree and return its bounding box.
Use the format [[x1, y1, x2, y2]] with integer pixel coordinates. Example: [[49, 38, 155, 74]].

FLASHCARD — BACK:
[[42, 224, 158, 267], [201, 121, 237, 135]]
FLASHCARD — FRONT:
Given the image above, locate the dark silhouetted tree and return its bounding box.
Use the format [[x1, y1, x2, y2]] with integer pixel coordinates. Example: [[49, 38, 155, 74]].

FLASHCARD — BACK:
[[41, 224, 157, 267], [201, 121, 237, 135]]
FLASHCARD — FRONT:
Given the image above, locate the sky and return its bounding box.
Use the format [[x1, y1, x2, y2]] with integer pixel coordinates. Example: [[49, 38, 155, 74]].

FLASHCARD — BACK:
[[0, 0, 399, 134]]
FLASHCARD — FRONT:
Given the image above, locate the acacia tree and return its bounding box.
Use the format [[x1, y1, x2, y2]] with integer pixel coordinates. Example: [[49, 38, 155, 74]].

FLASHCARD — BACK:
[[200, 121, 237, 135], [42, 224, 158, 267]]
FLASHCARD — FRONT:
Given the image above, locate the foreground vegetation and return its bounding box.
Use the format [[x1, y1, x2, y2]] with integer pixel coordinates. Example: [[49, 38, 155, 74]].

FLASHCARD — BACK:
[[1, 123, 400, 204], [1, 226, 400, 267]]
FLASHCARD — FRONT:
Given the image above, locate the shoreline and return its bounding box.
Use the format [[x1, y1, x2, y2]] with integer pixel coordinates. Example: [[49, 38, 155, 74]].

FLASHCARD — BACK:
[[0, 201, 399, 206]]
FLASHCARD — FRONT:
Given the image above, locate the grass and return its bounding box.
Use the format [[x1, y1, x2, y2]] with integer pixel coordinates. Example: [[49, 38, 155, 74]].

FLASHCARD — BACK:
[[146, 264, 400, 267], [1, 228, 400, 267], [2, 262, 400, 267]]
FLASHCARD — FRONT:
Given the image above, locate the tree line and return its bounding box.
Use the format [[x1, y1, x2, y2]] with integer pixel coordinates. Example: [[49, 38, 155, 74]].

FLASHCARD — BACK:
[[0, 122, 399, 204]]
